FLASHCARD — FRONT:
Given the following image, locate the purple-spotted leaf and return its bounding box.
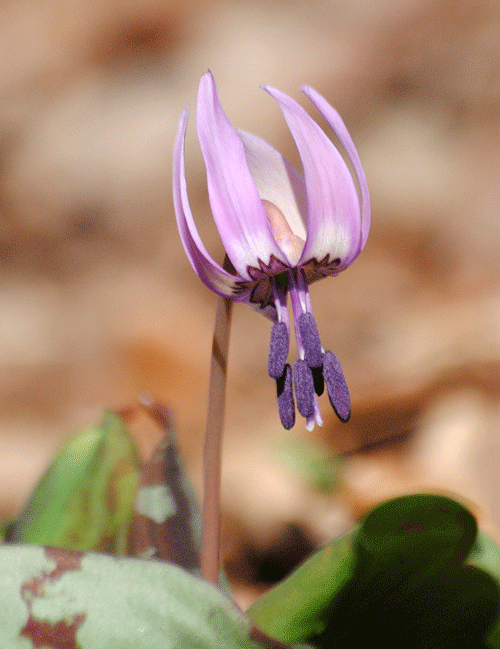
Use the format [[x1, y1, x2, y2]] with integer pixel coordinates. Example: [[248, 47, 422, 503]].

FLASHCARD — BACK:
[[10, 411, 140, 554], [0, 544, 302, 649], [129, 398, 202, 572]]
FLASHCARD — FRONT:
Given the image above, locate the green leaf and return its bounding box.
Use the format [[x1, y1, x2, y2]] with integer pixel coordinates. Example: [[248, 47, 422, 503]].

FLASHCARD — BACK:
[[352, 493, 478, 588], [269, 437, 340, 493], [469, 531, 500, 587], [249, 494, 497, 647], [129, 400, 202, 572], [0, 544, 284, 649], [0, 521, 13, 542], [468, 532, 500, 648], [315, 494, 498, 648], [247, 528, 356, 643], [10, 411, 140, 554]]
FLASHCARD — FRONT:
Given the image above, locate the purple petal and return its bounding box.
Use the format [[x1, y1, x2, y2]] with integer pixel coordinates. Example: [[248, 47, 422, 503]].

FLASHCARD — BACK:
[[196, 72, 287, 280], [262, 85, 362, 274], [173, 106, 249, 300], [301, 86, 370, 258], [237, 130, 307, 242], [323, 351, 351, 422]]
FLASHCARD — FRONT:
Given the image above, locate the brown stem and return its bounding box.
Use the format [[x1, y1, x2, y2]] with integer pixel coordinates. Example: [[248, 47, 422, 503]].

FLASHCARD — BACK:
[[201, 295, 233, 585]]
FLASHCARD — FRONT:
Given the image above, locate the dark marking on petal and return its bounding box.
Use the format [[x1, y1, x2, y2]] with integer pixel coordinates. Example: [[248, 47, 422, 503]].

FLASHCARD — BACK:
[[301, 255, 342, 285], [293, 359, 315, 418], [249, 277, 274, 310], [276, 364, 295, 430], [231, 256, 292, 311], [246, 254, 290, 282], [323, 350, 351, 422], [298, 312, 323, 368], [268, 321, 289, 379], [20, 547, 86, 649], [246, 255, 292, 310]]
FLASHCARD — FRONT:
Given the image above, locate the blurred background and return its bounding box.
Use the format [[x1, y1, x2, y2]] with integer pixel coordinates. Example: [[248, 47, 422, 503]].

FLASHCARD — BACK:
[[1, 0, 500, 603]]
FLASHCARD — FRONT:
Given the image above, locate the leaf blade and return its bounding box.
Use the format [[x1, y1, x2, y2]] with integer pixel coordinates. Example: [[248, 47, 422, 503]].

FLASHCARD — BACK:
[[11, 411, 140, 553]]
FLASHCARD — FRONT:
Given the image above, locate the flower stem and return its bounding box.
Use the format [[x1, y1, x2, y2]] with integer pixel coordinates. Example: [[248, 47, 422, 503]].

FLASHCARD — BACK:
[[201, 295, 233, 586]]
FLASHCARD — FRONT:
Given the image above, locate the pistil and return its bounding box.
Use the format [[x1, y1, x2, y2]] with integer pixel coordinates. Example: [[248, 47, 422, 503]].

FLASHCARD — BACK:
[[263, 199, 305, 266]]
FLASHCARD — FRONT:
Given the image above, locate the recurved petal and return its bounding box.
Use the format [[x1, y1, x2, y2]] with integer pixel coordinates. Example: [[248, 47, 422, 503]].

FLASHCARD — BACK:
[[262, 85, 361, 274], [173, 106, 249, 300], [301, 85, 370, 258], [237, 130, 307, 242], [196, 72, 287, 280]]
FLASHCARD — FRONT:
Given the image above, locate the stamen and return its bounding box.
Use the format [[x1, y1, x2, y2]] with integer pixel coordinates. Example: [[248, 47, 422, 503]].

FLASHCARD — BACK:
[[276, 364, 295, 430], [311, 366, 324, 396], [268, 321, 289, 379], [263, 199, 305, 266], [298, 312, 323, 368], [306, 398, 323, 431], [293, 358, 315, 418], [323, 351, 351, 422]]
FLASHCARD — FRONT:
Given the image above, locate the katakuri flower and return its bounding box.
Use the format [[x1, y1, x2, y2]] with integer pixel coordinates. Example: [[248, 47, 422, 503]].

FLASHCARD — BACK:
[[173, 71, 370, 430]]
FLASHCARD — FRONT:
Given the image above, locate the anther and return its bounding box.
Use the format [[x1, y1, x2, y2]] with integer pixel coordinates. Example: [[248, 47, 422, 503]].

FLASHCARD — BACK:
[[293, 358, 315, 418], [276, 364, 295, 430], [298, 312, 323, 368], [268, 321, 289, 379], [323, 351, 351, 422], [311, 366, 325, 396]]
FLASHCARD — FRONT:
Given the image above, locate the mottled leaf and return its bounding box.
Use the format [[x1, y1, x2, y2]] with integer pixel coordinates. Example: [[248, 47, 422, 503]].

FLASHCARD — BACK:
[[129, 398, 202, 572], [11, 411, 140, 554], [0, 544, 298, 649]]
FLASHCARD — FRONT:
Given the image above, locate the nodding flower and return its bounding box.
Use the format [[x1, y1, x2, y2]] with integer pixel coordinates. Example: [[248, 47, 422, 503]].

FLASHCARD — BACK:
[[173, 71, 370, 430]]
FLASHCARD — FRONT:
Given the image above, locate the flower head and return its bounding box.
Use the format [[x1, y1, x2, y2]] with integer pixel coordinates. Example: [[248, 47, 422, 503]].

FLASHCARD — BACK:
[[173, 71, 370, 430]]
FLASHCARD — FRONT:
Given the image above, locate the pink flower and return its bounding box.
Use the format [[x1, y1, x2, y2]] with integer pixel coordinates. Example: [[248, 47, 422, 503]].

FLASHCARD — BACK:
[[173, 71, 370, 429]]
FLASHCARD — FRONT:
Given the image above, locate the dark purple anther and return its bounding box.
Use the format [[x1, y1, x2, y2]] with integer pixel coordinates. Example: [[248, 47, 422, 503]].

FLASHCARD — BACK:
[[311, 366, 324, 396], [268, 321, 290, 379], [276, 364, 295, 430], [298, 312, 323, 368], [293, 358, 315, 418], [323, 351, 351, 422]]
